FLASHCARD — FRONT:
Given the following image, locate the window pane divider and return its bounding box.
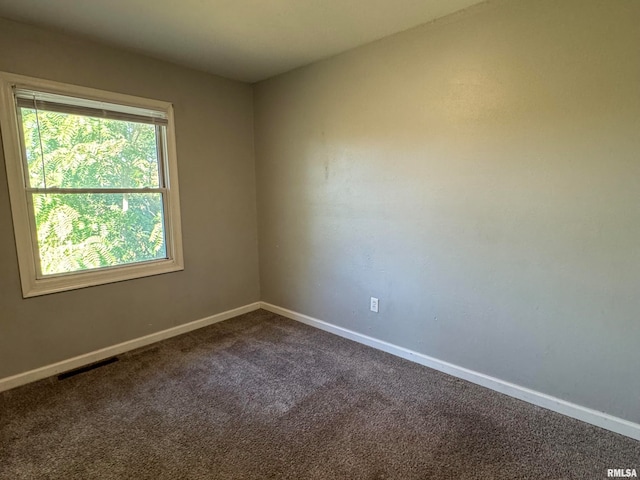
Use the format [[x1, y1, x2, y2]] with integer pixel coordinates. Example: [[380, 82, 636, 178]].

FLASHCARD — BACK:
[[26, 187, 166, 194]]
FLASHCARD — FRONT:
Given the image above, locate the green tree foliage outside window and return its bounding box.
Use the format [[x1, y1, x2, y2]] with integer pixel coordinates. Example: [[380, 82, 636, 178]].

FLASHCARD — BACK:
[[20, 108, 167, 276]]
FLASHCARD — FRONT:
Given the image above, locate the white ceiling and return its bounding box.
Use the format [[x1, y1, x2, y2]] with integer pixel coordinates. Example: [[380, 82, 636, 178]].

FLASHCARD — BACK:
[[0, 0, 485, 83]]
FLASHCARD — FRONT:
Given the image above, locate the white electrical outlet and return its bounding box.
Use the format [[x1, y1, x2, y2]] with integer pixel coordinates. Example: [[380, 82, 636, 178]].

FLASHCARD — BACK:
[[370, 297, 379, 313]]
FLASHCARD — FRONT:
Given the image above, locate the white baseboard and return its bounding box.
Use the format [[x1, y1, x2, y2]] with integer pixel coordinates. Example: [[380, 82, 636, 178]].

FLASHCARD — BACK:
[[0, 302, 261, 393], [3, 300, 638, 442], [260, 302, 640, 442]]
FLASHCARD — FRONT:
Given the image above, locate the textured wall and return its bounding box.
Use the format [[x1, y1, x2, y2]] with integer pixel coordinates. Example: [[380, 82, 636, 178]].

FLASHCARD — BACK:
[[0, 18, 260, 378], [254, 0, 640, 422]]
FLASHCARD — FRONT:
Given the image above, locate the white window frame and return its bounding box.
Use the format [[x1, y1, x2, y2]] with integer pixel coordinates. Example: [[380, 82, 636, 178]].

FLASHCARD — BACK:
[[0, 72, 184, 298]]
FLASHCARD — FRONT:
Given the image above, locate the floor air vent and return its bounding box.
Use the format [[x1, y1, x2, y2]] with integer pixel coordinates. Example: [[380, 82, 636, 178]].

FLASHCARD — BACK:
[[57, 357, 119, 380]]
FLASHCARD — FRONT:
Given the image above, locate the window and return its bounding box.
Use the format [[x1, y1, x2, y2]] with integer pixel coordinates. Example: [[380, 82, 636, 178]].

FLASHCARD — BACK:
[[0, 73, 184, 297]]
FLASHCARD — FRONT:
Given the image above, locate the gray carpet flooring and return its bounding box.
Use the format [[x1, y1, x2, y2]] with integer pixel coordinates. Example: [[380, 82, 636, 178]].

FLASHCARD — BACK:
[[1, 309, 638, 479]]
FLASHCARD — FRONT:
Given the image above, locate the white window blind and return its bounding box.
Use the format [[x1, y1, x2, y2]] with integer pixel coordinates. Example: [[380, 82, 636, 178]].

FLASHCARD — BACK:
[[14, 87, 169, 125]]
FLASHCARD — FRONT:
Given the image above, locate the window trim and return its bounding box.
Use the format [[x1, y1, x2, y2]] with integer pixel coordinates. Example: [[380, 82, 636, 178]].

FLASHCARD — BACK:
[[0, 72, 184, 297]]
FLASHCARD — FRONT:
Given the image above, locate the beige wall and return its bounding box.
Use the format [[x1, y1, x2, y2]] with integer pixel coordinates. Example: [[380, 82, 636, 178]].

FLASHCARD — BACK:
[[254, 0, 640, 422], [0, 18, 260, 378]]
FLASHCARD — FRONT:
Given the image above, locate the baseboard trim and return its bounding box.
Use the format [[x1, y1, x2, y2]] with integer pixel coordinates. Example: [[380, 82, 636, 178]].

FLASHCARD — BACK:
[[0, 302, 261, 393], [260, 302, 640, 442]]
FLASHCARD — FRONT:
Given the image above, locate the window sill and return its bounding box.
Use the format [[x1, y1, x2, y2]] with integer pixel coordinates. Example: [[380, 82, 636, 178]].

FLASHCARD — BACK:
[[22, 259, 184, 298]]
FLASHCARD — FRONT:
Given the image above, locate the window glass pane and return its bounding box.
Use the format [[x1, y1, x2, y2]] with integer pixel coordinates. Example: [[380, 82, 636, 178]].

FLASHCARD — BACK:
[[33, 192, 166, 276], [20, 108, 161, 189]]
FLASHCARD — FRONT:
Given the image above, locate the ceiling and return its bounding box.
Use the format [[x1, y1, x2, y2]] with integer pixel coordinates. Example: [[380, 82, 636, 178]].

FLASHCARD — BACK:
[[0, 0, 485, 83]]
